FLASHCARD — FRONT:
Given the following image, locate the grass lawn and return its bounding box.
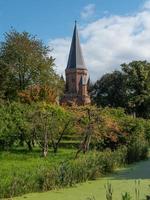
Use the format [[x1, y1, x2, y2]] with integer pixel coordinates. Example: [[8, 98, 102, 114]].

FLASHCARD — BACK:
[[0, 148, 75, 177], [0, 148, 75, 198], [0, 148, 75, 170], [13, 159, 150, 200]]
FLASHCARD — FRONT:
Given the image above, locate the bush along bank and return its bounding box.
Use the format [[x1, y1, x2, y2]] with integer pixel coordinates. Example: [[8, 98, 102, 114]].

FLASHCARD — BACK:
[[0, 105, 149, 198], [1, 145, 148, 199]]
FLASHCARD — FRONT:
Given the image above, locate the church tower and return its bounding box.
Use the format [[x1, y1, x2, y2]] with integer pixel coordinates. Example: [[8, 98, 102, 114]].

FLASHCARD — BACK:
[[61, 22, 91, 105]]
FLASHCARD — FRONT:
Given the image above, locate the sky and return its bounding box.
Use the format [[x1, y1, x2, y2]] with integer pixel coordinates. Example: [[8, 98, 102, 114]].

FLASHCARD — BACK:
[[0, 0, 150, 81]]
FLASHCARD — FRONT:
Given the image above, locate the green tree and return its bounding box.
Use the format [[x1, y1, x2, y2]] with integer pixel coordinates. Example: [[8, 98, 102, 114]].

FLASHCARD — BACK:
[[121, 61, 150, 118], [0, 29, 63, 100], [92, 61, 150, 118], [32, 103, 73, 156], [0, 104, 16, 150], [92, 71, 127, 108], [8, 102, 34, 150], [0, 102, 34, 150]]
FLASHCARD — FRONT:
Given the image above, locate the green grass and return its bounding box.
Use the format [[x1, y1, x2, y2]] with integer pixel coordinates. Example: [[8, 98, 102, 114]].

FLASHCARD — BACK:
[[0, 147, 127, 199], [13, 159, 150, 200], [0, 148, 75, 198], [60, 140, 80, 143], [1, 148, 149, 200], [1, 148, 74, 170], [0, 148, 75, 173]]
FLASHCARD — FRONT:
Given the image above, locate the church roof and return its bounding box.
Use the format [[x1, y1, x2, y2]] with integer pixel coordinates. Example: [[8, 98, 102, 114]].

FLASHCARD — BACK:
[[66, 22, 86, 69]]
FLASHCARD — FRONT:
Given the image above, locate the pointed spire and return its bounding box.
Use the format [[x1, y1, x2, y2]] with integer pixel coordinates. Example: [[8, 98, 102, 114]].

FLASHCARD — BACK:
[[67, 22, 86, 69]]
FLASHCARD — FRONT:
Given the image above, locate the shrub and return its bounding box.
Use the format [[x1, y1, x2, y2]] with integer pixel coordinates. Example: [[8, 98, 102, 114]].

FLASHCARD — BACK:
[[120, 117, 149, 163], [127, 134, 149, 163], [102, 109, 149, 164], [0, 148, 127, 198]]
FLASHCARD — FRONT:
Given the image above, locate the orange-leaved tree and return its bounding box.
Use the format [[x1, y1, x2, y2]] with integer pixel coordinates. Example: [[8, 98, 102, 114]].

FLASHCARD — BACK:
[[18, 84, 58, 104]]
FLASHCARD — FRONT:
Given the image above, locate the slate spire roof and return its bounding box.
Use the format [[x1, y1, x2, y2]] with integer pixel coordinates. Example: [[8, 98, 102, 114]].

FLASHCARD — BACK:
[[66, 21, 86, 69]]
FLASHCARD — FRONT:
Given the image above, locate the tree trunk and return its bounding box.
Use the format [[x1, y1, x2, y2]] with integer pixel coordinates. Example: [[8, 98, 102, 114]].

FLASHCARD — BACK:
[[53, 146, 58, 154], [26, 141, 33, 151], [32, 139, 35, 147], [19, 133, 24, 147], [43, 131, 48, 157], [52, 120, 71, 154], [51, 139, 58, 154], [43, 146, 48, 157]]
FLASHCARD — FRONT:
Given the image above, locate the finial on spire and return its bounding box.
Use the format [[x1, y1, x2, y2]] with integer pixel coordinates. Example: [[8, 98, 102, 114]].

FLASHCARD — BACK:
[[75, 20, 77, 25], [66, 21, 86, 69]]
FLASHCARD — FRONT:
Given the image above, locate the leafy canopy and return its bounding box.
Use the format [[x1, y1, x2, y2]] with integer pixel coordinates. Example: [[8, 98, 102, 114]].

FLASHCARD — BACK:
[[0, 29, 63, 100], [92, 61, 150, 118]]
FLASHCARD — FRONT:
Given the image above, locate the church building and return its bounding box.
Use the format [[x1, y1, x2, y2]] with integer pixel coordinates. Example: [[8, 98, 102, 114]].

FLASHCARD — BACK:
[[61, 22, 91, 105]]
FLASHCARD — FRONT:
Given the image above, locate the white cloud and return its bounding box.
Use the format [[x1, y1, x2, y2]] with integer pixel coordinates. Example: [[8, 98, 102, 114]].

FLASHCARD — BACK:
[[50, 38, 71, 75], [143, 0, 150, 9], [81, 4, 95, 19], [49, 1, 150, 82]]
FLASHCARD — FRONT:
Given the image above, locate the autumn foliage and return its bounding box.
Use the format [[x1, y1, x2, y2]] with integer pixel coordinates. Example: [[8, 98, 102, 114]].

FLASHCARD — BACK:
[[18, 84, 58, 104]]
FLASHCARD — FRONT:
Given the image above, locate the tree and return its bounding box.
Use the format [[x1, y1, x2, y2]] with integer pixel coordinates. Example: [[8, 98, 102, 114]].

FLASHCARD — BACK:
[[32, 103, 73, 156], [0, 104, 16, 150], [9, 102, 35, 151], [0, 102, 34, 151], [0, 29, 63, 100], [92, 71, 127, 108], [92, 61, 150, 119], [121, 61, 150, 118], [73, 106, 102, 158], [18, 84, 58, 104]]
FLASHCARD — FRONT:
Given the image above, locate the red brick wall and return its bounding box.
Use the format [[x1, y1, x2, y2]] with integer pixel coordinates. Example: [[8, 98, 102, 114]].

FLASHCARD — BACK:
[[62, 68, 90, 105]]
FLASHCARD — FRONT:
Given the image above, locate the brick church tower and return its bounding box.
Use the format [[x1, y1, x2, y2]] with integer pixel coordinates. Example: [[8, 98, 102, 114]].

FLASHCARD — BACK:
[[61, 22, 91, 106]]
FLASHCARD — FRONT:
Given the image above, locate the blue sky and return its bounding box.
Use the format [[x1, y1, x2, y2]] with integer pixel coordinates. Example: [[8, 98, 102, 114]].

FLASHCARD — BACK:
[[0, 0, 150, 80], [0, 0, 146, 42]]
